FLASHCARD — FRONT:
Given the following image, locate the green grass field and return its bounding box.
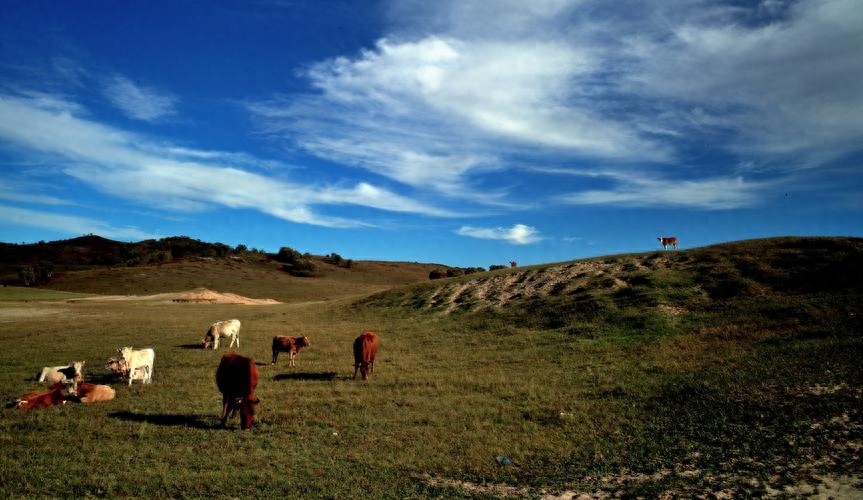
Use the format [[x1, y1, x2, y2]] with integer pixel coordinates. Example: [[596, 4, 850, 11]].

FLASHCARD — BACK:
[[1, 237, 861, 497]]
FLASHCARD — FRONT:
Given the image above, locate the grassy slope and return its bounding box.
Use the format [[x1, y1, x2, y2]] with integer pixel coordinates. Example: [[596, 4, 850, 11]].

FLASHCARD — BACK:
[[0, 237, 861, 497], [42, 257, 443, 303]]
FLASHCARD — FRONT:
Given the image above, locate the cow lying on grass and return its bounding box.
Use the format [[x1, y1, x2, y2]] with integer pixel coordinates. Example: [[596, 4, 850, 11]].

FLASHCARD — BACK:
[[37, 361, 84, 385], [70, 383, 115, 404], [14, 383, 69, 410], [271, 335, 310, 366], [13, 380, 115, 409]]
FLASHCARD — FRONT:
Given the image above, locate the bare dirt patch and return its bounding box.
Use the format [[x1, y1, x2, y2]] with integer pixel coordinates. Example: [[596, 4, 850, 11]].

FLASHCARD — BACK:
[[171, 288, 280, 305], [69, 288, 280, 305]]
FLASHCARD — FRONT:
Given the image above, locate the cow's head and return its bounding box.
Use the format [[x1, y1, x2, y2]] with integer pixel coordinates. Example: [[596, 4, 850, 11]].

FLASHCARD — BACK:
[[118, 346, 132, 361], [298, 336, 311, 348], [71, 360, 85, 380], [239, 398, 261, 430], [359, 363, 371, 381], [202, 332, 214, 349]]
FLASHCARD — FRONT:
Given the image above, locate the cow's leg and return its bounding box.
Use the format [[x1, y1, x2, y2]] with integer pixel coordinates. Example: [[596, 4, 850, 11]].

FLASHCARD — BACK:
[[127, 364, 134, 386], [220, 398, 230, 427], [289, 352, 295, 367], [353, 364, 360, 380], [213, 337, 220, 350]]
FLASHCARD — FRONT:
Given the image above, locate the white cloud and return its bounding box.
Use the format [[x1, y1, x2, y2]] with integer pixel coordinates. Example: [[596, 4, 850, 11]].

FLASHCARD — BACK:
[[457, 224, 542, 245], [0, 93, 454, 228], [103, 76, 178, 122], [249, 32, 667, 199], [617, 0, 863, 163], [557, 171, 771, 210], [249, 0, 863, 212], [0, 205, 154, 241]]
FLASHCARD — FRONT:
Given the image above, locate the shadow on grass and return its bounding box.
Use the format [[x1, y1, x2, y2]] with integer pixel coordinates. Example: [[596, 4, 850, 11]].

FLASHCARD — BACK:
[[109, 411, 216, 429], [86, 373, 124, 384], [176, 343, 204, 350], [273, 371, 339, 381]]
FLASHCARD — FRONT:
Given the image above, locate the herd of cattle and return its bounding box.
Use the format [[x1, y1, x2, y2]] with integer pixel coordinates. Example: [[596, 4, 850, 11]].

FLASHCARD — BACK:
[[11, 319, 380, 430]]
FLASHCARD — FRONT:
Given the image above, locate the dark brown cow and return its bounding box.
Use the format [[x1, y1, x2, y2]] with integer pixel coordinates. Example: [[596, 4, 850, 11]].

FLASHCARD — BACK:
[[215, 353, 260, 430], [510, 261, 518, 268], [271, 335, 311, 366], [658, 236, 678, 252], [353, 331, 379, 381]]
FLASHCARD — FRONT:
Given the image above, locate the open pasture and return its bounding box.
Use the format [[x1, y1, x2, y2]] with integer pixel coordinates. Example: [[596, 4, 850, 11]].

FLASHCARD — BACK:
[[1, 237, 862, 497]]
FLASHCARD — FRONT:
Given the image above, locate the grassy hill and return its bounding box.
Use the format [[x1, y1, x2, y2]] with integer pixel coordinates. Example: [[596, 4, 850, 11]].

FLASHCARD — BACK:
[[1, 235, 447, 302], [0, 236, 861, 497]]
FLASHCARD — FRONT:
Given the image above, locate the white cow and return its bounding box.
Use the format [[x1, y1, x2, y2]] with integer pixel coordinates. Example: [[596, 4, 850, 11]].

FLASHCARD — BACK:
[[202, 319, 241, 350], [37, 361, 85, 385], [105, 357, 147, 382], [117, 347, 155, 385]]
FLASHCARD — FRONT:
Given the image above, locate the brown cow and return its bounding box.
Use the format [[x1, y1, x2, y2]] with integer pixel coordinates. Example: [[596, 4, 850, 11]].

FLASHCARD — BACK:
[[215, 353, 260, 430], [510, 261, 518, 268], [73, 382, 116, 404], [15, 385, 67, 410], [353, 331, 379, 381], [271, 336, 311, 366], [658, 236, 679, 252]]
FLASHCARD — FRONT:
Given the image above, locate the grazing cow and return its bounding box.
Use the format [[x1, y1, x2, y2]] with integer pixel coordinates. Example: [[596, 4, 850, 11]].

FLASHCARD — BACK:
[[271, 335, 311, 366], [353, 331, 379, 381], [15, 385, 67, 410], [203, 319, 241, 350], [73, 382, 116, 404], [215, 353, 260, 430], [37, 361, 85, 385], [658, 236, 678, 252], [117, 347, 155, 385]]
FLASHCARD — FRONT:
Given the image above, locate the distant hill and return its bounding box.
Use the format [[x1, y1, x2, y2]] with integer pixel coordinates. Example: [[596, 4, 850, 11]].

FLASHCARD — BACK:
[[0, 235, 448, 302]]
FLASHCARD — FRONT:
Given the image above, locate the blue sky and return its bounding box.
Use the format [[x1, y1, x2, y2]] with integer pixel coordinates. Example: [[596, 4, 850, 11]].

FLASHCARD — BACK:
[[1, 0, 862, 268]]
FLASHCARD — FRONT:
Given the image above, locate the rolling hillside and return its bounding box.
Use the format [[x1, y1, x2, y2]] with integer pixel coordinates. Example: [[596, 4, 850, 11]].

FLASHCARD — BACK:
[[0, 235, 447, 302], [362, 236, 863, 315]]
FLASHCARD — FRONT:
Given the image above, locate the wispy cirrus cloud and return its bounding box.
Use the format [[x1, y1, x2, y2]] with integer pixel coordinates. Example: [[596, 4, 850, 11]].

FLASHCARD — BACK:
[[0, 204, 155, 241], [103, 75, 179, 122], [0, 92, 454, 228], [457, 223, 542, 245]]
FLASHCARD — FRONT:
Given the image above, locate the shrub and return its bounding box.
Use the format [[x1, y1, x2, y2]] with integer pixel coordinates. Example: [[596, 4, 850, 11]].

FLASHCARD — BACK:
[[429, 269, 447, 280], [18, 266, 35, 286]]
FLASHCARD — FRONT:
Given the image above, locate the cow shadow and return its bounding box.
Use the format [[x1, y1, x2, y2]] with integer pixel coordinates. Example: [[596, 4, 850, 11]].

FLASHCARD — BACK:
[[273, 371, 339, 382], [86, 373, 123, 384], [176, 343, 204, 350], [109, 411, 215, 429]]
